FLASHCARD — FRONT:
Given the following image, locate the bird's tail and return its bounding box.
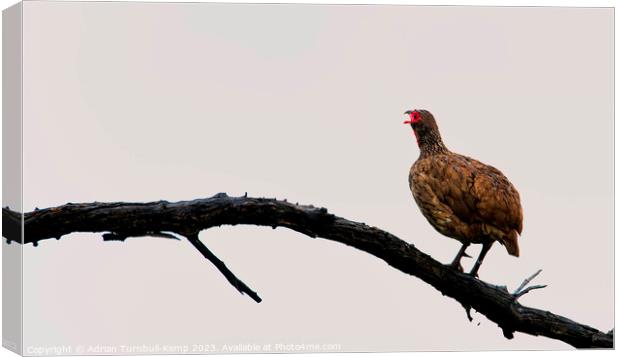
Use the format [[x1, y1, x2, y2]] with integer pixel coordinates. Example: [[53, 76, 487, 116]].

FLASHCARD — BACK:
[[500, 230, 520, 257]]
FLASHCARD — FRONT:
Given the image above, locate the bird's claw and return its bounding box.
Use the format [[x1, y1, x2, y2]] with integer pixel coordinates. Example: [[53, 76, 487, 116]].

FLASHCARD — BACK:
[[468, 266, 481, 278], [447, 261, 464, 273]]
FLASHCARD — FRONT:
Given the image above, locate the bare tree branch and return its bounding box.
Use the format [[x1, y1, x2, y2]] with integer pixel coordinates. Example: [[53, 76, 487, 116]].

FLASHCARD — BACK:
[[1, 193, 613, 348], [185, 232, 262, 303], [511, 269, 548, 300], [513, 285, 548, 299], [513, 269, 543, 295]]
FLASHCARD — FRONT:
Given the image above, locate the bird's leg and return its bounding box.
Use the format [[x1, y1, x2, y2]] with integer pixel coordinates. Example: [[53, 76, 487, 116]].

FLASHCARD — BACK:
[[469, 241, 494, 278], [449, 242, 471, 272]]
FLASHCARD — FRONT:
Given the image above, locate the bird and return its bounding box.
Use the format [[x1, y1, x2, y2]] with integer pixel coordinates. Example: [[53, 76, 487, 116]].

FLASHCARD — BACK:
[[403, 109, 523, 277]]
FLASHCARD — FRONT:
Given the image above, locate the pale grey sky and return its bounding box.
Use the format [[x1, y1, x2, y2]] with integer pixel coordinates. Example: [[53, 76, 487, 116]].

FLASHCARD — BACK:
[[15, 1, 613, 353]]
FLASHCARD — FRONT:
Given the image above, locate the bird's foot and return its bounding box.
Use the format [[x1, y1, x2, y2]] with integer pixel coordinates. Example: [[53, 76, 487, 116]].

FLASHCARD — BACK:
[[447, 261, 464, 273], [468, 269, 480, 279], [448, 243, 472, 273], [467, 241, 492, 279]]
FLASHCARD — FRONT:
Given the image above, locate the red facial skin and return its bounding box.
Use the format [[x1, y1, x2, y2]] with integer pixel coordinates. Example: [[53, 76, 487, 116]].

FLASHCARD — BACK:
[[403, 111, 422, 125], [404, 110, 422, 143]]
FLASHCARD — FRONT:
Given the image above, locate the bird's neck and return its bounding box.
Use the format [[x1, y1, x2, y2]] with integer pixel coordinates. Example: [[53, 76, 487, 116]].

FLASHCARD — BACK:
[[416, 130, 448, 157]]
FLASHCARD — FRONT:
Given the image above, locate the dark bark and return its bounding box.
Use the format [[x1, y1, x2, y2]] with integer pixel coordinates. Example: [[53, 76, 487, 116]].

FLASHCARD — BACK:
[[2, 193, 613, 348]]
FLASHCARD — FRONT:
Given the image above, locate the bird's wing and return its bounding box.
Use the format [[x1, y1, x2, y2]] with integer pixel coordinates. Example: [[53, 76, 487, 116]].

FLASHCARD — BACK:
[[409, 160, 474, 239], [467, 157, 523, 234], [419, 154, 523, 235]]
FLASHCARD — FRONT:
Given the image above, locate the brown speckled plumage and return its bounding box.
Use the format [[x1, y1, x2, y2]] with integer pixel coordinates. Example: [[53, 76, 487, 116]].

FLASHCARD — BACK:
[[405, 109, 523, 276]]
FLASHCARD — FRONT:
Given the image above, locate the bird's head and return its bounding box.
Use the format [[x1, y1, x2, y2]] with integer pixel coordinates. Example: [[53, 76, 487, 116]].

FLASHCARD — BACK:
[[403, 109, 445, 151], [403, 109, 440, 135], [403, 109, 435, 129]]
